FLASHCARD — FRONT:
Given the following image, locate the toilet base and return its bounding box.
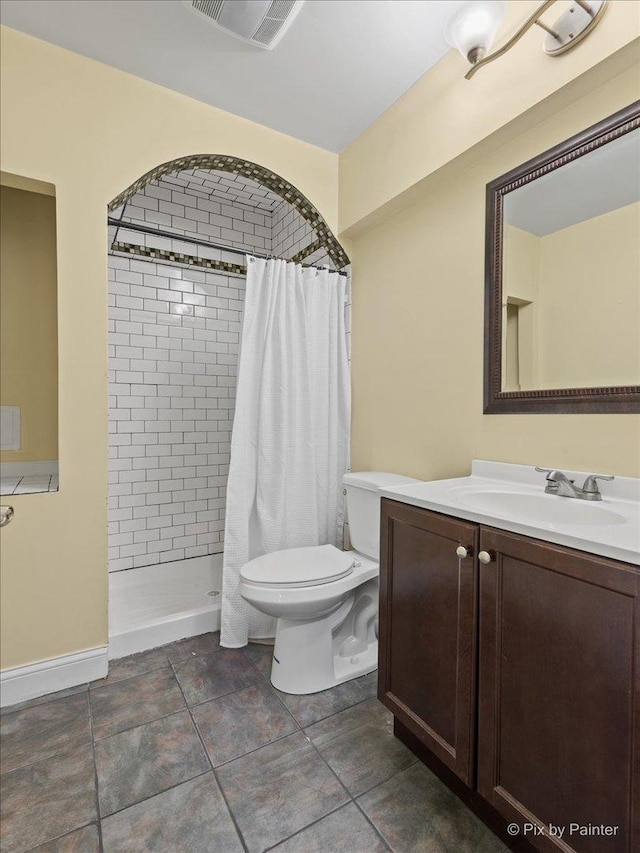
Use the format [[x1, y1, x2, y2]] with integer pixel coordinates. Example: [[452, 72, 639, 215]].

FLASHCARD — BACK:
[[269, 579, 378, 695]]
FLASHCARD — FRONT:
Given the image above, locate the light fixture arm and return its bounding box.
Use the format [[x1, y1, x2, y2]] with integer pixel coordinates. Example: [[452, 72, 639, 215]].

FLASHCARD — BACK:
[[575, 0, 596, 16], [464, 0, 558, 79]]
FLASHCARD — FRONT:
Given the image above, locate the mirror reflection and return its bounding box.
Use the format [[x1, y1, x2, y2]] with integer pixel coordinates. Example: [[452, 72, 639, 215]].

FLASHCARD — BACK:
[[501, 127, 640, 392], [0, 174, 59, 495]]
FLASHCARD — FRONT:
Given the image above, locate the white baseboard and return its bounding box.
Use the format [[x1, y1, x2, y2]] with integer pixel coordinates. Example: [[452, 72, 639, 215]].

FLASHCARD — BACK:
[[0, 646, 108, 708]]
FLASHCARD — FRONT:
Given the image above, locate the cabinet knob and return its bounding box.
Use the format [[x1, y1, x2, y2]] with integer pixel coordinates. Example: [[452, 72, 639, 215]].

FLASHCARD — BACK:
[[478, 550, 494, 564], [456, 545, 471, 559]]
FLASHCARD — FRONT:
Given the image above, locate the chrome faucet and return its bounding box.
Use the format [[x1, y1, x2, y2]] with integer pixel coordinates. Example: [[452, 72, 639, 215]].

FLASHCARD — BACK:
[[535, 467, 614, 501]]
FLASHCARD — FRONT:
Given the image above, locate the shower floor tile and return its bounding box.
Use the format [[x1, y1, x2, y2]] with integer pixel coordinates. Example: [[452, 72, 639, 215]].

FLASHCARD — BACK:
[[0, 632, 507, 853]]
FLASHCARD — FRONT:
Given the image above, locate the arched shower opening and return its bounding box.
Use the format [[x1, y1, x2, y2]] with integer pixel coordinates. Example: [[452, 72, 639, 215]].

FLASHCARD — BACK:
[[106, 155, 349, 658]]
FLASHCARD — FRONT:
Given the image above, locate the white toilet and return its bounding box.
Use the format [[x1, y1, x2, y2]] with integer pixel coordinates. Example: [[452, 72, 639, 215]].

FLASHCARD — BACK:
[[238, 471, 420, 694]]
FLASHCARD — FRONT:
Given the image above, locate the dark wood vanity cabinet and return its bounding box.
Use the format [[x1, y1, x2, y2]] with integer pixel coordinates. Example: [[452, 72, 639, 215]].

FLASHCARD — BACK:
[[377, 501, 479, 785], [379, 499, 639, 853], [477, 527, 639, 853]]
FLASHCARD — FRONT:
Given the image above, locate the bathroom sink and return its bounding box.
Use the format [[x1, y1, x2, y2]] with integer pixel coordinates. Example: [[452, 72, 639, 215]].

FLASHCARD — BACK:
[[379, 461, 640, 565], [450, 488, 626, 527]]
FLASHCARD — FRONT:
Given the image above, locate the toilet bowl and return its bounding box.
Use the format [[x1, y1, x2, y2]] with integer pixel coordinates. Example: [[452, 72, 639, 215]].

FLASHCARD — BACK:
[[238, 471, 421, 694]]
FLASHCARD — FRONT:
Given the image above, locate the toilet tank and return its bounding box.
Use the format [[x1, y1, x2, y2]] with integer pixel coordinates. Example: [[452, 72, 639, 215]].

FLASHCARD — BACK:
[[343, 472, 422, 560]]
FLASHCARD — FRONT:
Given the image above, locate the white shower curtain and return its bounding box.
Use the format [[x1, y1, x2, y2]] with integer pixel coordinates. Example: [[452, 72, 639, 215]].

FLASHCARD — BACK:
[[220, 257, 350, 648]]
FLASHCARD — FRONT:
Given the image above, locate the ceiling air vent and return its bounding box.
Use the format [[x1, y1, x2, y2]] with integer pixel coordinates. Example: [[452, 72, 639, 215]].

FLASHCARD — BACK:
[[184, 0, 305, 50]]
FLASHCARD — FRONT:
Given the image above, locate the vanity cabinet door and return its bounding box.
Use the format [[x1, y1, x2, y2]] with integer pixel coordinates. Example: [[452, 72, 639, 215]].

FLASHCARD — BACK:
[[378, 499, 479, 785], [478, 528, 639, 853]]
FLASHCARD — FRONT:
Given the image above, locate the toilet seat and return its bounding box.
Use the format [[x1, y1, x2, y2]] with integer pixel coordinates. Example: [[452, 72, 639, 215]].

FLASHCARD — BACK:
[[241, 544, 355, 589]]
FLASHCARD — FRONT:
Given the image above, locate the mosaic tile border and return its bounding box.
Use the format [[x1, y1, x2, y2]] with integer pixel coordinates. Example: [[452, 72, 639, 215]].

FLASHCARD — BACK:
[[112, 242, 245, 276], [112, 241, 348, 280], [108, 155, 349, 269], [291, 238, 324, 264]]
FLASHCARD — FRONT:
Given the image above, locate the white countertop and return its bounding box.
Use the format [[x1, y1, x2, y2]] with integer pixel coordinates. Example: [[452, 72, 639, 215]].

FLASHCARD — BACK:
[[379, 460, 640, 566]]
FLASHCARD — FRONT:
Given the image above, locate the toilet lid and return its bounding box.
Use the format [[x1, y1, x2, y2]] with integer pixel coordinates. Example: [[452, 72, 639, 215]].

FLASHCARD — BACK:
[[241, 544, 355, 588]]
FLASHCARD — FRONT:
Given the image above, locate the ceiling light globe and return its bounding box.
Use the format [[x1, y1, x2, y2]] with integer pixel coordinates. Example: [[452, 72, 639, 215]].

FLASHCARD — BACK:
[[445, 1, 507, 64]]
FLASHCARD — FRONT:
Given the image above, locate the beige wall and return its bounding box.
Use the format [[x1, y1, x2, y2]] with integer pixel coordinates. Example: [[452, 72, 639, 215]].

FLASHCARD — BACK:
[[0, 26, 339, 669], [347, 66, 640, 483], [538, 202, 640, 389], [1, 185, 58, 463]]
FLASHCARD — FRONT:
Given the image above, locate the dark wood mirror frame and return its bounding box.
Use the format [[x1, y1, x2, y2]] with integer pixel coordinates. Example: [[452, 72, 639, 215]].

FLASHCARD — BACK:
[[484, 101, 640, 414]]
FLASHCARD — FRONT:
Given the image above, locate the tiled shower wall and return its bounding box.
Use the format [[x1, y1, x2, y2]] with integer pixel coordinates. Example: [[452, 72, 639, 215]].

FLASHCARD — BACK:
[[108, 256, 243, 571], [271, 200, 317, 259], [118, 177, 274, 255], [109, 172, 342, 572], [112, 174, 330, 266]]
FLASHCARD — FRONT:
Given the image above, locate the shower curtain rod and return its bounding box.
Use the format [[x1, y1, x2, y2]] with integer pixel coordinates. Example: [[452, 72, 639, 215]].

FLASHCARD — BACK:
[[107, 217, 348, 276]]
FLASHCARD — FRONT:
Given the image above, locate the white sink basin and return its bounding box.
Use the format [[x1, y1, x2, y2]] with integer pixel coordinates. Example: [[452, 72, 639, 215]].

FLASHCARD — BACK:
[[450, 488, 627, 527], [379, 460, 640, 565]]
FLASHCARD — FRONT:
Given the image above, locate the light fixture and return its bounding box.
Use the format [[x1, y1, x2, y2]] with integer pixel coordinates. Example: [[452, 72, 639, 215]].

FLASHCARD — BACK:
[[445, 0, 608, 80]]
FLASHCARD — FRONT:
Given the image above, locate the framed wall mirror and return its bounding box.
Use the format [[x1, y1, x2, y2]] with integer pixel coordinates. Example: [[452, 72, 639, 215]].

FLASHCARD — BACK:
[[484, 102, 640, 414]]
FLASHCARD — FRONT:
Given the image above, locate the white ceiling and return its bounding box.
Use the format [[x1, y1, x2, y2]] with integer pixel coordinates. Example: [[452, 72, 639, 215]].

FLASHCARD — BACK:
[[505, 129, 640, 237], [0, 0, 466, 152]]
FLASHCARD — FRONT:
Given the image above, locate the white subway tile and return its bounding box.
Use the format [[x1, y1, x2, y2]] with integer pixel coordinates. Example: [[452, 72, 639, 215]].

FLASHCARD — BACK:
[[134, 553, 160, 568], [120, 542, 149, 558], [110, 557, 134, 571], [144, 185, 172, 202], [115, 269, 144, 285]]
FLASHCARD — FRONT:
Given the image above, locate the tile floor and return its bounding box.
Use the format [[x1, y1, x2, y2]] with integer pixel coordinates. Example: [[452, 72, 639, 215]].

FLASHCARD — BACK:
[[0, 633, 507, 853]]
